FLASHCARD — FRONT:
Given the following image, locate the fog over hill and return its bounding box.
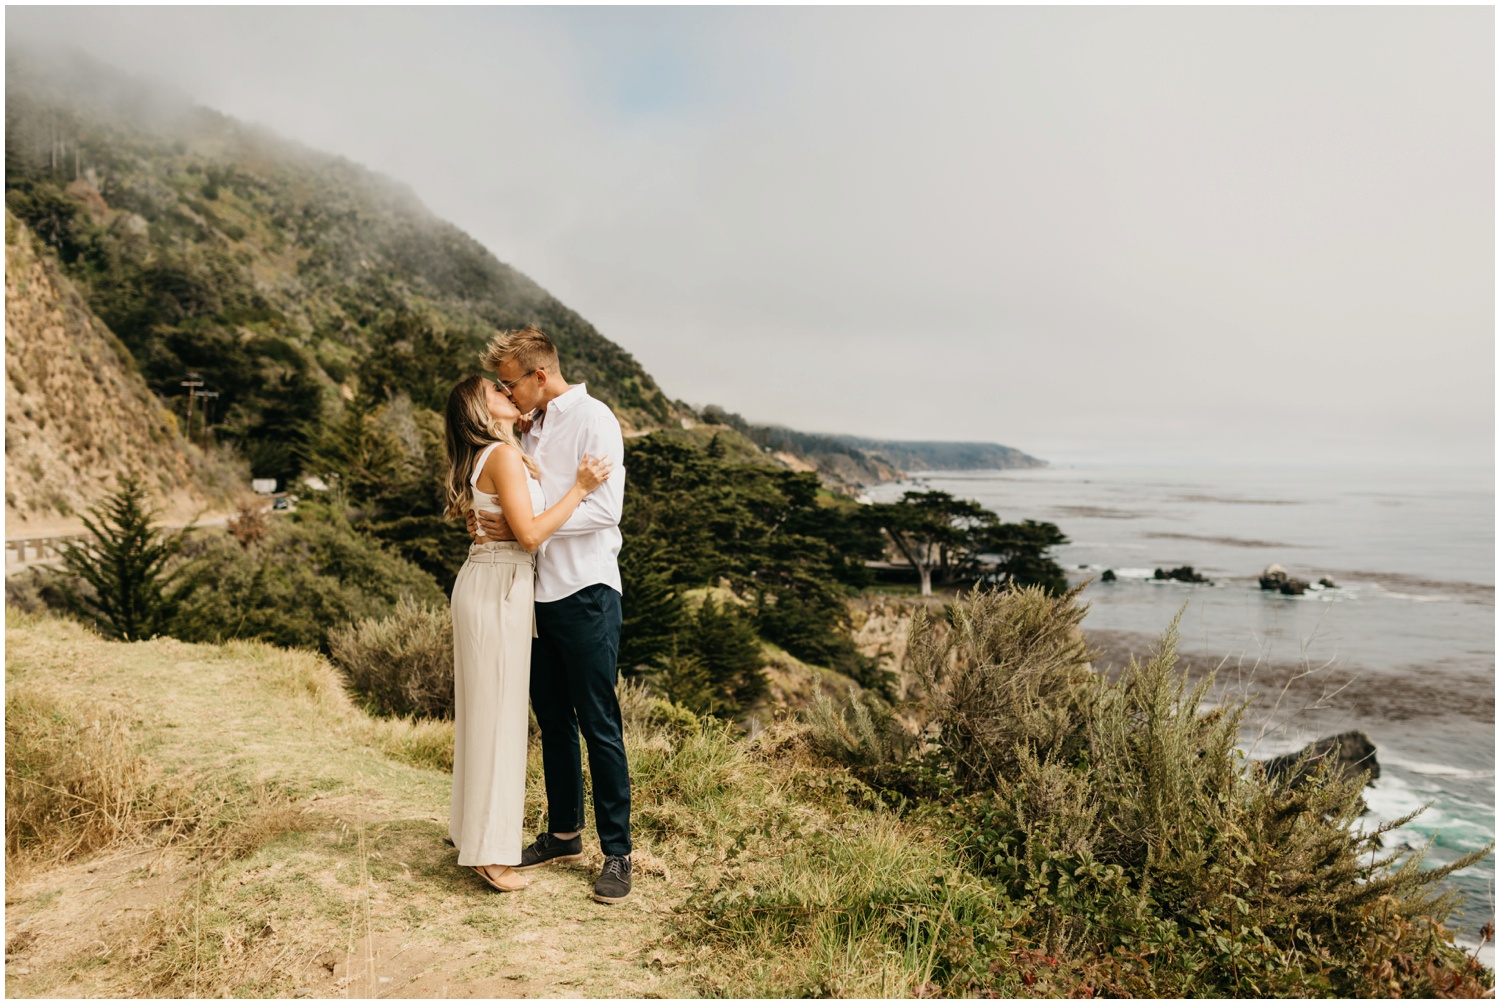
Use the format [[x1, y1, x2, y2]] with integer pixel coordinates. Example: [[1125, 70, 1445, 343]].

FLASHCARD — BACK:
[[4, 45, 1038, 521]]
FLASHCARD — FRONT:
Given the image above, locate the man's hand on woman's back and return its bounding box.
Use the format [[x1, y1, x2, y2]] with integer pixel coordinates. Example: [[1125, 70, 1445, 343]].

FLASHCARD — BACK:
[[467, 506, 517, 541]]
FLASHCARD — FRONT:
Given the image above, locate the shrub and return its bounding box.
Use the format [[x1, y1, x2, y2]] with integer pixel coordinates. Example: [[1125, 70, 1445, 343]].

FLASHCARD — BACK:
[[908, 583, 1097, 792], [618, 677, 701, 741], [328, 598, 454, 719], [171, 509, 446, 652], [225, 497, 270, 547], [805, 687, 906, 769], [898, 587, 1494, 997]]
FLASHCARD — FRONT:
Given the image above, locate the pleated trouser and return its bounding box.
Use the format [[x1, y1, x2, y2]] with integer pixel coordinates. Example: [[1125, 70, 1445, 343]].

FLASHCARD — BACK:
[[449, 541, 536, 867]]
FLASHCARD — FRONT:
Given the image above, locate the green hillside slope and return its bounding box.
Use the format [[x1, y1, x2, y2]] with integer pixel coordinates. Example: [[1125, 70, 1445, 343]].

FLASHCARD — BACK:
[[5, 47, 677, 488]]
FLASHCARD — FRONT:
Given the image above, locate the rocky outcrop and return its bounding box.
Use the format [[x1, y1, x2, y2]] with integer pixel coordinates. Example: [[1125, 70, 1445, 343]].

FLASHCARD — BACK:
[[4, 212, 243, 532], [1262, 731, 1380, 788], [1155, 566, 1210, 584], [1259, 564, 1289, 590], [1260, 564, 1315, 595]]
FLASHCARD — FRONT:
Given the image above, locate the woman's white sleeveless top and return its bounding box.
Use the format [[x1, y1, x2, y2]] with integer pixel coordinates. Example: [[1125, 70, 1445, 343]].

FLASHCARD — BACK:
[[471, 442, 545, 534]]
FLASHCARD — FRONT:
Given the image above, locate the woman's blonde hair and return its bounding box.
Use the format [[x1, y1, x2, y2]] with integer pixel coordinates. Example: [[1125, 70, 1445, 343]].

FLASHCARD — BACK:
[[443, 375, 540, 520]]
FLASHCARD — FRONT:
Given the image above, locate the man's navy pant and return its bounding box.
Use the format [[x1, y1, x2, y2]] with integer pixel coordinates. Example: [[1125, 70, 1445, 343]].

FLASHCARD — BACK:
[[530, 583, 631, 857]]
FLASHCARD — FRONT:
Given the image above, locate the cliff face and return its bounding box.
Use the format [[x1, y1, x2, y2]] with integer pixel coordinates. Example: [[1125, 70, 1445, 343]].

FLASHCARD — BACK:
[[4, 211, 242, 532]]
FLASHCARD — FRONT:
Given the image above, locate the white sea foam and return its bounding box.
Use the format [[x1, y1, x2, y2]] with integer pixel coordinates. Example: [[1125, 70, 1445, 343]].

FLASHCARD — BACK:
[[1382, 754, 1495, 779]]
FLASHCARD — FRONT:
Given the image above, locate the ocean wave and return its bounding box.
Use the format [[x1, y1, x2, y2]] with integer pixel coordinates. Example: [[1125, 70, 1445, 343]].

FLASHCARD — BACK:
[[1145, 531, 1299, 549], [1104, 567, 1160, 579], [1362, 776, 1493, 838], [1171, 494, 1306, 506], [1049, 505, 1145, 520], [1329, 569, 1494, 607], [1381, 755, 1495, 779]]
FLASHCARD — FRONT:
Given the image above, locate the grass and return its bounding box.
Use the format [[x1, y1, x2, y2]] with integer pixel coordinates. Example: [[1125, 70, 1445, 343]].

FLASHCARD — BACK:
[[11, 601, 1485, 998], [4, 609, 975, 998]]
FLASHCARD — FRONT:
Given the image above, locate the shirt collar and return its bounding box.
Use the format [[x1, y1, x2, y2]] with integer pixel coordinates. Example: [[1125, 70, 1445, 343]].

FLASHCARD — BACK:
[[532, 383, 587, 435], [548, 383, 588, 414]]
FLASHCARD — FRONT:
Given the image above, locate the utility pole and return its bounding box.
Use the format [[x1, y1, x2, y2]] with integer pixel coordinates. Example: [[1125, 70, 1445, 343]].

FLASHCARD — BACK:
[[197, 390, 220, 445], [181, 372, 204, 444]]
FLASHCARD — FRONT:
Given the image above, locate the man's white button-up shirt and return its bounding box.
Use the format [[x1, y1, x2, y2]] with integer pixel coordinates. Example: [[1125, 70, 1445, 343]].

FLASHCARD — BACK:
[[522, 383, 625, 603]]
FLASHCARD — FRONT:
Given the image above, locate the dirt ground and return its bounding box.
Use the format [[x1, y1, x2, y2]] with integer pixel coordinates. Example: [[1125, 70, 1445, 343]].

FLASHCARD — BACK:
[[4, 615, 699, 999]]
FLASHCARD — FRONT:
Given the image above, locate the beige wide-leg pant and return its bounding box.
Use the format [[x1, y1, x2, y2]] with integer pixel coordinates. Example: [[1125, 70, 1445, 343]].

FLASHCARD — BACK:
[[449, 541, 536, 867]]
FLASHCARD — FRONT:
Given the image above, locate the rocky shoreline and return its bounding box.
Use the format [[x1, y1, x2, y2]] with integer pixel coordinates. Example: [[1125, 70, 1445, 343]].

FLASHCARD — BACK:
[[848, 594, 1495, 730]]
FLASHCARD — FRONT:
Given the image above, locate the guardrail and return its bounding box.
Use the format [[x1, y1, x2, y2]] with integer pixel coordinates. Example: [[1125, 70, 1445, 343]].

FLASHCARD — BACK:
[[6, 512, 253, 578], [5, 534, 90, 576]]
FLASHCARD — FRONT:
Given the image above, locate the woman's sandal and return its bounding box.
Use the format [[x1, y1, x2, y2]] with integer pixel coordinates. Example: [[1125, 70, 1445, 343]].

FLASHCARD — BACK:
[[472, 864, 528, 892]]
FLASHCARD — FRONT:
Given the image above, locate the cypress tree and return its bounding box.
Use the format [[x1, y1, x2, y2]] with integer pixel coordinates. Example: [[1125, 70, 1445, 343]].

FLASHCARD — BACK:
[[54, 476, 197, 641], [618, 543, 688, 677], [691, 597, 767, 712]]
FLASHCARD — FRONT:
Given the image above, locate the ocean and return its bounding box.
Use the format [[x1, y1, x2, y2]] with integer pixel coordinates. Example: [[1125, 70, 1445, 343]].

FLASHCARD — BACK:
[[867, 463, 1495, 943]]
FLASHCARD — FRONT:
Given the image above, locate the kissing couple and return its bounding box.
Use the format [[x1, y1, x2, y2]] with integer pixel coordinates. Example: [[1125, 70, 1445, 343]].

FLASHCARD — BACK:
[[440, 325, 633, 903]]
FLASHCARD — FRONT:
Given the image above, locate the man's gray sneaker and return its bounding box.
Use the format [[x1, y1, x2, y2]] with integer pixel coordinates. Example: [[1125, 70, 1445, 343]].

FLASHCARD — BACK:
[[592, 854, 631, 904], [516, 832, 584, 870]]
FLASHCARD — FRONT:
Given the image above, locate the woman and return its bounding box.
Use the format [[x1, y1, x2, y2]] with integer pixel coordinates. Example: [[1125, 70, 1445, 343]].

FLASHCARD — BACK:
[[443, 374, 611, 892]]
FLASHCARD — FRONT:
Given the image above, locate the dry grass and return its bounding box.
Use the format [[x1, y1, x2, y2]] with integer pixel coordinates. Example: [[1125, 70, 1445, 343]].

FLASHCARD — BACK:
[[5, 687, 153, 869], [2, 611, 705, 998]]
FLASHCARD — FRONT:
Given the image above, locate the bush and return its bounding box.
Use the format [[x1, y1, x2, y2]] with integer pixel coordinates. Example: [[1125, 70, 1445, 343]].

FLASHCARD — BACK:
[[328, 599, 453, 719], [171, 509, 446, 652], [908, 583, 1097, 791], [617, 677, 701, 742], [893, 587, 1494, 997]]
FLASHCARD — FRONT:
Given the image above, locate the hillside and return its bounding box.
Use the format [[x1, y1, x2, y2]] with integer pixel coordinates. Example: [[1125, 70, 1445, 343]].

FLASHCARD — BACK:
[[4, 209, 242, 532], [5, 46, 1040, 513], [4, 46, 679, 492], [697, 407, 1044, 490], [4, 610, 979, 998], [833, 436, 1044, 473]]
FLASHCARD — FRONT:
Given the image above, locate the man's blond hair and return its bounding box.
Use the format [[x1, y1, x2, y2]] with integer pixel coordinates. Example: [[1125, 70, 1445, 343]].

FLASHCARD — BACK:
[[482, 325, 562, 377]]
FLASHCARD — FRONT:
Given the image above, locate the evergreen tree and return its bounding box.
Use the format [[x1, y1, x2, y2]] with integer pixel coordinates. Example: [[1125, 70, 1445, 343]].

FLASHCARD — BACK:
[[54, 477, 197, 641], [690, 597, 767, 712], [974, 520, 1071, 595], [868, 490, 999, 595], [302, 399, 409, 509], [618, 542, 688, 677], [652, 637, 715, 716]]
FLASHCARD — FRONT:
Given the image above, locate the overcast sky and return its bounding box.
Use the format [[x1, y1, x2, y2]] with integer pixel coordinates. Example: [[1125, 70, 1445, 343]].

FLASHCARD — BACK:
[[8, 7, 1494, 466]]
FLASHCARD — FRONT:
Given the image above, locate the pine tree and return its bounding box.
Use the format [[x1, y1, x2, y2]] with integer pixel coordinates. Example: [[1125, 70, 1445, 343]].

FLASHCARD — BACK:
[[691, 597, 767, 712], [618, 543, 688, 676], [54, 476, 197, 641], [652, 637, 715, 715]]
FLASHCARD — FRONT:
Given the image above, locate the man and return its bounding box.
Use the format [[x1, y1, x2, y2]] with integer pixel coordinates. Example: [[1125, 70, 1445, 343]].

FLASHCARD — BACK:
[[474, 325, 632, 904]]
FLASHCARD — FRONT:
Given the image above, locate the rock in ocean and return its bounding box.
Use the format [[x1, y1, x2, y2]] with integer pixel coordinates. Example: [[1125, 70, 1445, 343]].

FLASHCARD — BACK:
[[1262, 731, 1380, 788]]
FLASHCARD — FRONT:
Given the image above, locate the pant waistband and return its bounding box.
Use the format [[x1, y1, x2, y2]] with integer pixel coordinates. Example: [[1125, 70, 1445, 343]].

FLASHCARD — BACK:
[[466, 543, 534, 566]]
